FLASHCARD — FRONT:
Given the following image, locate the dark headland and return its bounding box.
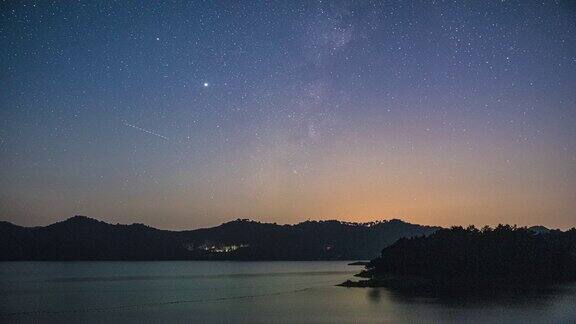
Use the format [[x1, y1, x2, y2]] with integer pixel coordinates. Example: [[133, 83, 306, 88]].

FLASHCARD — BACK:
[[340, 225, 576, 291]]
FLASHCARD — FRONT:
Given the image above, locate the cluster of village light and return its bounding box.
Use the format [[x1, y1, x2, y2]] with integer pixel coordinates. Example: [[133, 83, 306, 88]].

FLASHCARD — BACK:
[[184, 242, 250, 253]]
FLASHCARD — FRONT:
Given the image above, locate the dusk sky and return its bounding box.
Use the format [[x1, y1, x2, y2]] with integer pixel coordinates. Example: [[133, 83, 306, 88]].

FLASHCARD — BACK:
[[1, 1, 575, 230]]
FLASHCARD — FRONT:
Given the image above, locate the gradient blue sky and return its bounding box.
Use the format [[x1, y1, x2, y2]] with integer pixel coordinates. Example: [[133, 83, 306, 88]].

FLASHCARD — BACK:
[[1, 1, 575, 229]]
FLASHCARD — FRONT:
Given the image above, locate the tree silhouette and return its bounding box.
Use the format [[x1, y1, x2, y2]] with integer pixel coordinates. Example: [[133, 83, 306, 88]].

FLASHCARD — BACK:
[[363, 225, 576, 286]]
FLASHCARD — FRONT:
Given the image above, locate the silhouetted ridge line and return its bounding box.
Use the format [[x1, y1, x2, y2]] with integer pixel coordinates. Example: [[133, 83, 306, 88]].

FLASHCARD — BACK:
[[0, 216, 439, 261]]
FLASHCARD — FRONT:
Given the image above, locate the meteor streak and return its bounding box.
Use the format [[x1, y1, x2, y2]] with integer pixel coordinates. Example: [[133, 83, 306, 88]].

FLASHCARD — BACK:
[[124, 122, 169, 140]]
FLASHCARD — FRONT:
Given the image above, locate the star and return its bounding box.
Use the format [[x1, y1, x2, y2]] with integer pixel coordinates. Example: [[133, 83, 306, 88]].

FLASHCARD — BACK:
[[203, 82, 209, 87]]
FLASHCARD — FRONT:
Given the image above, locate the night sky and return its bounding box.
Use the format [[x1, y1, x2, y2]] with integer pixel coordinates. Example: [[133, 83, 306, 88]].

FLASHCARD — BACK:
[[1, 1, 575, 229]]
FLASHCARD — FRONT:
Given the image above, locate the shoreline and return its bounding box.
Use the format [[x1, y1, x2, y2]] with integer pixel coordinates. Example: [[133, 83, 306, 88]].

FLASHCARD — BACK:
[[338, 276, 574, 292]]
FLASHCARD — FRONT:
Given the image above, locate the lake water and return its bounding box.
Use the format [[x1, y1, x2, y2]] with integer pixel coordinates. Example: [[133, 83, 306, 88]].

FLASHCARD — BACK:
[[1, 262, 575, 323]]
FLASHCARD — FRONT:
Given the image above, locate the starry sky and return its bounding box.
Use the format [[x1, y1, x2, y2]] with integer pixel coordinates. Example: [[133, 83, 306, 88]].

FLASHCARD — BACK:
[[1, 1, 575, 229]]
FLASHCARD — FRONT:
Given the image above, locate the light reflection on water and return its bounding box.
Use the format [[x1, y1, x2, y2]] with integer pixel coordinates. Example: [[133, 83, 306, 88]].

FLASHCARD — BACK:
[[0, 261, 575, 323]]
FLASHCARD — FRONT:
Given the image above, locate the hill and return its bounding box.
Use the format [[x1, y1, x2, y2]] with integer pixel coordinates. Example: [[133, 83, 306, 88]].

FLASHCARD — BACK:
[[0, 216, 439, 261], [341, 225, 576, 289]]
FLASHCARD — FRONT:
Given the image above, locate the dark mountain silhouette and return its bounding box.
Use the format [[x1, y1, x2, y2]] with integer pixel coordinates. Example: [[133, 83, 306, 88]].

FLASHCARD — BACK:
[[0, 216, 439, 261], [341, 225, 576, 289], [527, 225, 551, 235]]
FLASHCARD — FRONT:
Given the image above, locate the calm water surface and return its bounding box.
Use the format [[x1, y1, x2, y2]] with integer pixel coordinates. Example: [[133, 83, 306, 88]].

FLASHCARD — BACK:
[[0, 262, 575, 323]]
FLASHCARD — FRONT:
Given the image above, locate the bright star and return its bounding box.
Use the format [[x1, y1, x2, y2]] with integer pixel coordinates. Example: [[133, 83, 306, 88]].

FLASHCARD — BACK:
[[203, 82, 209, 87]]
